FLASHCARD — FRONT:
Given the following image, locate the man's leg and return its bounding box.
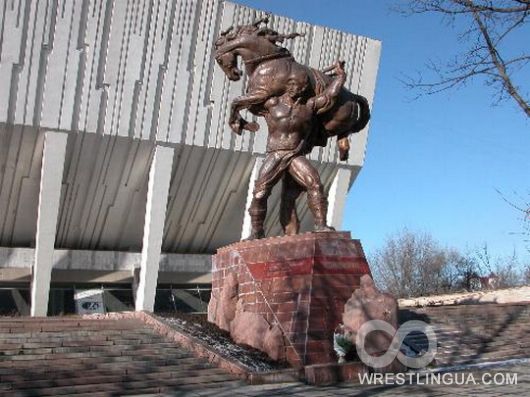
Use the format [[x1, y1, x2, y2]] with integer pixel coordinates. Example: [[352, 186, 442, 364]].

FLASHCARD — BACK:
[[288, 157, 334, 232], [247, 153, 282, 240], [280, 173, 303, 235]]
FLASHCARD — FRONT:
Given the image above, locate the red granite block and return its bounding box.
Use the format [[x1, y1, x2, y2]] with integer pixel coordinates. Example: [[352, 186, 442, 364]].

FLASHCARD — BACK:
[[274, 312, 295, 323], [285, 347, 303, 367], [306, 340, 334, 354], [305, 351, 336, 365], [270, 276, 294, 292], [286, 320, 310, 336], [270, 301, 298, 313], [291, 275, 312, 291], [304, 362, 368, 385], [240, 294, 256, 305], [311, 274, 356, 290], [238, 283, 255, 294], [209, 232, 372, 367], [271, 291, 298, 303], [308, 315, 327, 329], [306, 329, 333, 340]]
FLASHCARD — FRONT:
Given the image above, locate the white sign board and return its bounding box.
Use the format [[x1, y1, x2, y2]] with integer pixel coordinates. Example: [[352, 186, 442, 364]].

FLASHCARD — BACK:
[[74, 289, 105, 315]]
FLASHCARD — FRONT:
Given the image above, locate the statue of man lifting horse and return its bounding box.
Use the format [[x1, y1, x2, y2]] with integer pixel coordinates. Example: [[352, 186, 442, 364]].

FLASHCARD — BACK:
[[214, 17, 371, 239]]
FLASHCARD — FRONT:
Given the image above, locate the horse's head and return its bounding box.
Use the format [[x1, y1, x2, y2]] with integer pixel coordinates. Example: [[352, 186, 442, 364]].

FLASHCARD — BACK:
[[214, 43, 242, 81], [214, 16, 303, 81]]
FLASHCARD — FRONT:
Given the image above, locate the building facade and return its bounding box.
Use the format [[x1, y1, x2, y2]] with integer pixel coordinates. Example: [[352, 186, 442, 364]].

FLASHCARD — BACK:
[[0, 0, 381, 316]]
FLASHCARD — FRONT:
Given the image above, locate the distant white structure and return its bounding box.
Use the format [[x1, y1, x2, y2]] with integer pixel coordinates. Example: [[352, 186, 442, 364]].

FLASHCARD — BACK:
[[0, 0, 381, 316]]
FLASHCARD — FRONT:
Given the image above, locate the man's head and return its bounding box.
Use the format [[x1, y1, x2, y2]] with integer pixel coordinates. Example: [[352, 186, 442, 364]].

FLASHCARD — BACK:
[[285, 74, 308, 99]]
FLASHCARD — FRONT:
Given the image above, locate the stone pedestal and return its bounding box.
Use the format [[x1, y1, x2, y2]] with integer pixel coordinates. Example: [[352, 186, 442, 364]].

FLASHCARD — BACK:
[[208, 231, 371, 367]]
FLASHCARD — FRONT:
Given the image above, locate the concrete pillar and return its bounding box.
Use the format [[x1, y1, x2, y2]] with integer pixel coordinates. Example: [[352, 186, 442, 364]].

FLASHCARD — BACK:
[[31, 131, 68, 317], [135, 145, 174, 312], [241, 156, 264, 240], [327, 167, 353, 230]]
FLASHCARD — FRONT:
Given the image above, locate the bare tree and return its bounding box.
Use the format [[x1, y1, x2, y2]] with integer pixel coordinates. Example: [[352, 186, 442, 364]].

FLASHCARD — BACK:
[[524, 263, 530, 284], [497, 189, 530, 254], [371, 230, 527, 298], [370, 229, 461, 298], [450, 251, 485, 291], [468, 244, 522, 288], [397, 0, 530, 117]]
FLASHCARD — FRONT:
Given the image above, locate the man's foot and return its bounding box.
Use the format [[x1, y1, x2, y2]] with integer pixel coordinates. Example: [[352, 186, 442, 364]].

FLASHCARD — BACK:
[[245, 230, 265, 240], [314, 224, 335, 233], [338, 137, 350, 161]]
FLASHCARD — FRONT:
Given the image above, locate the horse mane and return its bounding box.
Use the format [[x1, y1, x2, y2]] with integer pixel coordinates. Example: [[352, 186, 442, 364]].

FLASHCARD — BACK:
[[215, 16, 304, 48]]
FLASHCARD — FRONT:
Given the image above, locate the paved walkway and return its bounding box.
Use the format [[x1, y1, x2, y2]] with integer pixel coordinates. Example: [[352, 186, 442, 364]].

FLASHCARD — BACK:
[[143, 363, 530, 397]]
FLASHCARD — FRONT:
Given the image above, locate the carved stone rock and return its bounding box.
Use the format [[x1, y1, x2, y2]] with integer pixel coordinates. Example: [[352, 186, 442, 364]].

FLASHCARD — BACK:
[[342, 274, 398, 355]]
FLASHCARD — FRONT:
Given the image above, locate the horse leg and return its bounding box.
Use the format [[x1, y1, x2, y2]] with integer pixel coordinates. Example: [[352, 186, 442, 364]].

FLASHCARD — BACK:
[[229, 91, 268, 134]]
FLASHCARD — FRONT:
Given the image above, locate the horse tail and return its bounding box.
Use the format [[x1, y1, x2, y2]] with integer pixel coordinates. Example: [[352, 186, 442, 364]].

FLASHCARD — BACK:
[[351, 94, 370, 132]]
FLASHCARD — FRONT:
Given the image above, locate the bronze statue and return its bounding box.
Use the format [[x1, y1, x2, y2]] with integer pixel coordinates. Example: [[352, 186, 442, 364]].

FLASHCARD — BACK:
[[214, 17, 370, 239]]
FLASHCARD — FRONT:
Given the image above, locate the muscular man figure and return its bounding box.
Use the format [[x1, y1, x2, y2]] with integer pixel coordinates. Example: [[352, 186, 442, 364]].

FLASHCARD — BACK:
[[245, 61, 347, 239]]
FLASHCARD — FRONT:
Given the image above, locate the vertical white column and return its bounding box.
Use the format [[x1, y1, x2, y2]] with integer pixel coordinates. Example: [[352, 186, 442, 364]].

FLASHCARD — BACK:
[[135, 145, 174, 312], [31, 131, 68, 317], [240, 156, 264, 240], [327, 167, 353, 230]]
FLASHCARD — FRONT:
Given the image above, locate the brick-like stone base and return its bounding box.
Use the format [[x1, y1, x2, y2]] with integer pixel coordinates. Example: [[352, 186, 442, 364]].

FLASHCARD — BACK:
[[208, 231, 371, 367], [304, 362, 369, 385]]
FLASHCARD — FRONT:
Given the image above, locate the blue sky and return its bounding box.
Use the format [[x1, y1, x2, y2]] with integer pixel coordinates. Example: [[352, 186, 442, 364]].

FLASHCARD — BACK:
[[236, 1, 530, 262]]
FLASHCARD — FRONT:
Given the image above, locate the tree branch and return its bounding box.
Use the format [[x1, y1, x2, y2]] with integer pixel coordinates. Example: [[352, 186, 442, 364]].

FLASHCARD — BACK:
[[468, 2, 530, 116], [396, 0, 530, 117]]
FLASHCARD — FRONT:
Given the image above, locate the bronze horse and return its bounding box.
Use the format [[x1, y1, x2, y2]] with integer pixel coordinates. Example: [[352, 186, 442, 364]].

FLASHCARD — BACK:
[[214, 17, 370, 160]]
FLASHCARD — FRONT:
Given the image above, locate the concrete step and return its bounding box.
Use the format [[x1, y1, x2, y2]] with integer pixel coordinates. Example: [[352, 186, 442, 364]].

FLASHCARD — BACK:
[[0, 316, 93, 322], [0, 337, 174, 350], [47, 379, 245, 397], [406, 329, 530, 348], [0, 373, 242, 396], [437, 341, 530, 359], [0, 329, 161, 340], [0, 340, 189, 361], [2, 366, 231, 389], [438, 333, 530, 346], [0, 315, 241, 396], [400, 303, 530, 368], [0, 320, 142, 333], [0, 344, 197, 362], [436, 350, 530, 366], [0, 361, 220, 382], [400, 304, 530, 322], [0, 352, 200, 369], [0, 355, 204, 376], [445, 322, 526, 336]]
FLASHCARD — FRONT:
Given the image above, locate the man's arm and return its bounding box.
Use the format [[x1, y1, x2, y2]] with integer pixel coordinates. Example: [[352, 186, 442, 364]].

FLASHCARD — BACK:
[[311, 61, 346, 115]]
